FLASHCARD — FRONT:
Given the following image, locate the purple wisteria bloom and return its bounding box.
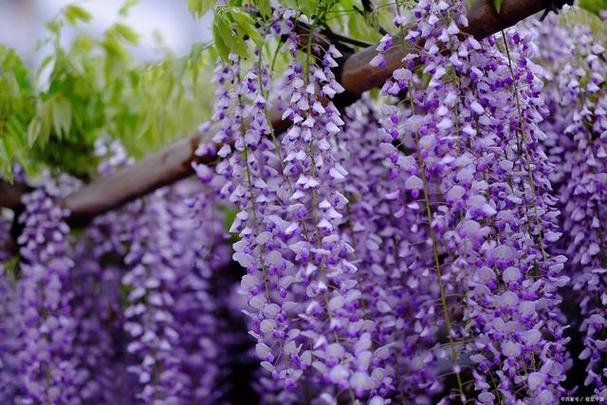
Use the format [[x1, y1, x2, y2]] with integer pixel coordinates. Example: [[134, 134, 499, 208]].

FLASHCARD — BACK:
[[211, 8, 378, 402], [533, 17, 607, 397], [376, 0, 569, 402], [122, 183, 227, 403], [0, 215, 19, 402], [15, 187, 78, 403]]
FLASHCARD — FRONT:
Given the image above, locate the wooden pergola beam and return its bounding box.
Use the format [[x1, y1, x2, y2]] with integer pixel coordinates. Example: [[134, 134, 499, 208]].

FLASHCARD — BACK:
[[0, 181, 29, 211], [339, 0, 547, 94]]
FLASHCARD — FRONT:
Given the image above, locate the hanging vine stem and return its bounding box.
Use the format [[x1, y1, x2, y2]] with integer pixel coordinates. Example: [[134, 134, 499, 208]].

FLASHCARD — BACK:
[[236, 64, 272, 300], [409, 87, 465, 400], [255, 39, 312, 241], [256, 48, 291, 190], [501, 30, 547, 261], [302, 28, 358, 404]]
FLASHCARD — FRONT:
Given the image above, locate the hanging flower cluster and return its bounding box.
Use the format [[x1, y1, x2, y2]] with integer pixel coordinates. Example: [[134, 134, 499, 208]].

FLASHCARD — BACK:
[[67, 138, 136, 402], [122, 180, 230, 403], [533, 16, 607, 396], [0, 215, 19, 402], [69, 232, 128, 403], [0, 138, 236, 404], [211, 9, 383, 402], [373, 0, 569, 402], [14, 186, 78, 403], [337, 99, 443, 402]]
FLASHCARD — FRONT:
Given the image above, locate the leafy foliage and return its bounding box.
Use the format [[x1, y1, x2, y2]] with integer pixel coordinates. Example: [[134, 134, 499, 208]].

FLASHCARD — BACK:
[[212, 7, 263, 61], [493, 0, 503, 13], [0, 47, 35, 181], [579, 0, 607, 15], [2, 0, 604, 182], [204, 0, 394, 62], [0, 0, 436, 181], [561, 8, 607, 43], [1, 2, 216, 181], [188, 0, 217, 17]]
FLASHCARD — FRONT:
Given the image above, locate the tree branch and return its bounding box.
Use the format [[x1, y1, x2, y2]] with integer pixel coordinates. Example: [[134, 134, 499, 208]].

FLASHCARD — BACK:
[[339, 0, 547, 94], [0, 181, 29, 211], [1, 0, 550, 226]]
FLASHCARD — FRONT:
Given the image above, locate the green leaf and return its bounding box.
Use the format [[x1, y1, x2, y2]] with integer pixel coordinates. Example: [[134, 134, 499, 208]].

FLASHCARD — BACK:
[[253, 0, 272, 18], [113, 23, 140, 44], [0, 46, 34, 178], [207, 45, 219, 61], [230, 9, 263, 46], [493, 0, 503, 13], [64, 4, 92, 26], [213, 10, 248, 59], [212, 15, 230, 60], [579, 0, 607, 15], [1, 1, 216, 178], [2, 256, 19, 279], [27, 117, 43, 146], [51, 98, 72, 138], [301, 0, 319, 18], [119, 0, 140, 17], [45, 20, 62, 35], [188, 0, 216, 17]]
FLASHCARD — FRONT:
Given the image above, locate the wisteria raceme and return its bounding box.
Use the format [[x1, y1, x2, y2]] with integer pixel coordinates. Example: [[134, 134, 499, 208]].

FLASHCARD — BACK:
[[211, 9, 380, 402], [0, 172, 101, 404], [123, 178, 230, 404], [463, 28, 570, 404], [377, 6, 478, 401], [375, 0, 569, 402], [0, 271, 18, 403], [533, 17, 607, 396], [15, 186, 78, 403], [0, 139, 236, 403], [68, 138, 136, 403], [122, 191, 181, 403], [69, 235, 127, 403], [273, 39, 374, 403], [174, 182, 231, 403], [0, 215, 19, 402], [338, 99, 442, 402]]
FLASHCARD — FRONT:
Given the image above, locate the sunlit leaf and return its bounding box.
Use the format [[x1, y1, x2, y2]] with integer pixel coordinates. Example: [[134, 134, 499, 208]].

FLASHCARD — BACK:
[[188, 0, 216, 17], [119, 0, 140, 17], [230, 9, 263, 46], [113, 23, 140, 44], [51, 98, 72, 139], [254, 0, 272, 18], [493, 0, 503, 13], [579, 0, 607, 15], [64, 4, 93, 26]]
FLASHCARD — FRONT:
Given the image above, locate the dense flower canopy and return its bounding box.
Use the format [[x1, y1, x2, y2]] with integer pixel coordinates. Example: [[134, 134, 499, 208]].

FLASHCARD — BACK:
[[1, 0, 607, 404]]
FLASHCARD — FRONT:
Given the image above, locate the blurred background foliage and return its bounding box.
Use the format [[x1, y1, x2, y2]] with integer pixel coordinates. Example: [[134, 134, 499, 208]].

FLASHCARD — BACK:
[[0, 0, 605, 183], [1, 1, 215, 181], [561, 6, 607, 41], [579, 0, 607, 15]]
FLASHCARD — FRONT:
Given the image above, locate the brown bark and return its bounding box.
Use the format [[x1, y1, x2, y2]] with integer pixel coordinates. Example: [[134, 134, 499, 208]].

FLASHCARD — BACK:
[[339, 0, 547, 96], [1, 0, 548, 225], [0, 181, 29, 211]]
